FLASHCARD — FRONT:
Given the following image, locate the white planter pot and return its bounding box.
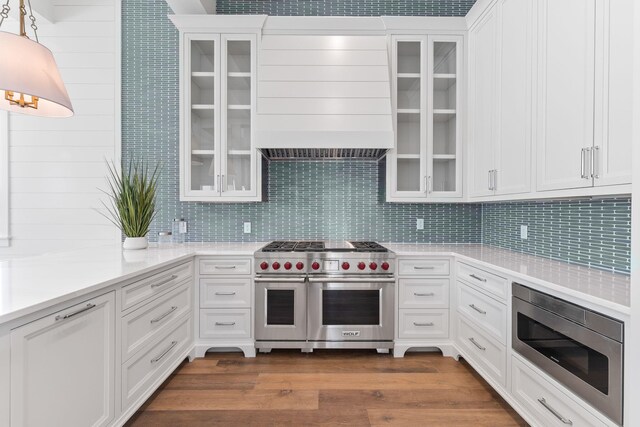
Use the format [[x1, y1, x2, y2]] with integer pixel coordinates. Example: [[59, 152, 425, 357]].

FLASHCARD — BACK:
[[123, 236, 148, 250]]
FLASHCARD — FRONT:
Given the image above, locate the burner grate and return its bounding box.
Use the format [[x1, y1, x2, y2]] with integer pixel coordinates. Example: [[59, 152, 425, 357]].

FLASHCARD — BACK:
[[349, 241, 388, 252]]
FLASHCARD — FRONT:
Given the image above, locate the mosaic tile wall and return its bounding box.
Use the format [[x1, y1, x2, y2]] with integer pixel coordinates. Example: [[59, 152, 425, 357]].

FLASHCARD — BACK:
[[482, 198, 632, 274], [217, 0, 477, 16]]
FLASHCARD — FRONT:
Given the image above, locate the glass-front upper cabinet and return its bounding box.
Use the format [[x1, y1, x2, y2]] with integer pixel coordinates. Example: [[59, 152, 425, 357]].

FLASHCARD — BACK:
[[387, 35, 463, 201], [182, 33, 261, 202]]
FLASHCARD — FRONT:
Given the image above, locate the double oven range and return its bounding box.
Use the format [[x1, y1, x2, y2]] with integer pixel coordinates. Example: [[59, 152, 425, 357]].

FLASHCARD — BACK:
[[254, 241, 395, 352]]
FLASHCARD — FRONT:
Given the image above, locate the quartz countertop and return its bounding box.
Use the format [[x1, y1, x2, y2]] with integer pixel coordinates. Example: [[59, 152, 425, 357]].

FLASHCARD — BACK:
[[385, 243, 630, 316]]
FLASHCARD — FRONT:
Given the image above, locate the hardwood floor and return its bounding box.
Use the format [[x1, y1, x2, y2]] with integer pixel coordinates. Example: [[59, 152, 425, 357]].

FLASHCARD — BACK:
[[125, 350, 528, 426]]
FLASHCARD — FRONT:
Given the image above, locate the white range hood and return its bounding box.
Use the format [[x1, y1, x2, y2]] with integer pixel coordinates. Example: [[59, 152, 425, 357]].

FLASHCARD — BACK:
[[255, 34, 394, 157]]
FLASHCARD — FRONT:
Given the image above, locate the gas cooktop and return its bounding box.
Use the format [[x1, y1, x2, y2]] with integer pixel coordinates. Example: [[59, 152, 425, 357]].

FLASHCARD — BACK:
[[260, 240, 389, 253]]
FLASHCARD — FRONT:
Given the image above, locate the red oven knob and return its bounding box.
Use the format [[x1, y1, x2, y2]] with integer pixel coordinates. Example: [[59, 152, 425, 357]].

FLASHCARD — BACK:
[[357, 262, 366, 270], [369, 262, 378, 270], [381, 262, 390, 271], [342, 262, 350, 270], [272, 262, 281, 270], [284, 262, 292, 270], [296, 262, 304, 270], [312, 261, 320, 270], [260, 261, 269, 270]]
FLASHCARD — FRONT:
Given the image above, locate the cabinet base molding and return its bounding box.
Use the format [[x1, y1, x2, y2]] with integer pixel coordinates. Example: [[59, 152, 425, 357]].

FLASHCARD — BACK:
[[393, 341, 457, 359], [195, 341, 256, 358]]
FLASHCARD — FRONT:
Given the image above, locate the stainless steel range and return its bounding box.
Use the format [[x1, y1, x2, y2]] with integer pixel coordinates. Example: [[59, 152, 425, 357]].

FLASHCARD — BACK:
[[254, 240, 395, 352]]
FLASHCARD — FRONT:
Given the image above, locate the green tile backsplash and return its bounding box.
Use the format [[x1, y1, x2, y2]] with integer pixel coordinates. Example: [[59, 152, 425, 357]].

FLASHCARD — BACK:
[[122, 0, 631, 274]]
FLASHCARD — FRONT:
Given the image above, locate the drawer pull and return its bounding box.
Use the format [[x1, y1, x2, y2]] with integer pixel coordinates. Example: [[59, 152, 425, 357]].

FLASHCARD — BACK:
[[413, 322, 434, 327], [469, 304, 487, 315], [215, 321, 236, 326], [469, 274, 487, 283], [55, 303, 96, 321], [215, 265, 237, 270], [414, 292, 435, 297], [215, 291, 237, 296], [414, 266, 435, 270], [151, 340, 178, 364], [468, 337, 486, 351], [537, 398, 573, 425], [150, 306, 178, 324], [151, 275, 178, 288]]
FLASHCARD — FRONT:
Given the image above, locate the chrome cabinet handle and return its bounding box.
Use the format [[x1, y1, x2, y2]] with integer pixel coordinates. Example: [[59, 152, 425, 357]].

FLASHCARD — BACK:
[[55, 303, 96, 321], [151, 274, 178, 288], [414, 292, 435, 297], [215, 291, 237, 296], [414, 322, 434, 327], [537, 398, 573, 425], [488, 170, 492, 190], [216, 174, 220, 191], [468, 337, 486, 351], [151, 340, 178, 364], [469, 304, 487, 315], [215, 321, 236, 326], [581, 148, 593, 179], [215, 265, 237, 270], [221, 174, 226, 192], [469, 274, 487, 283], [427, 176, 432, 193], [150, 306, 178, 324], [413, 266, 435, 270], [592, 146, 600, 179]]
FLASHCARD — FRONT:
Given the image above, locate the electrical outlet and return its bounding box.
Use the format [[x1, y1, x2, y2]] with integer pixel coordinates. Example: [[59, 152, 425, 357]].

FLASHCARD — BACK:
[[416, 218, 424, 230], [243, 221, 251, 234], [520, 225, 528, 239]]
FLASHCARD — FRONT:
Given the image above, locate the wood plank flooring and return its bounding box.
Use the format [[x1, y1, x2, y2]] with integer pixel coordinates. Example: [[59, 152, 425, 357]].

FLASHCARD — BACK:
[[125, 350, 528, 426]]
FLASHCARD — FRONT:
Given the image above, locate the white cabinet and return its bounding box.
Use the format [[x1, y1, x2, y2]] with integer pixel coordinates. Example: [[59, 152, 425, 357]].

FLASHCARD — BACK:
[[11, 292, 115, 427], [180, 32, 262, 202], [469, 0, 532, 198], [387, 34, 463, 202]]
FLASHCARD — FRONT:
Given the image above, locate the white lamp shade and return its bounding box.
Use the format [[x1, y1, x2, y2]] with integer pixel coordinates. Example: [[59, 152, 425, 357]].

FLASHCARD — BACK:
[[0, 31, 73, 117]]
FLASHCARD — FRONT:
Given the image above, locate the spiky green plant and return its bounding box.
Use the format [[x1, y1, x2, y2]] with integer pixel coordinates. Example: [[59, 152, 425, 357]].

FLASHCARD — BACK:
[[100, 159, 161, 238]]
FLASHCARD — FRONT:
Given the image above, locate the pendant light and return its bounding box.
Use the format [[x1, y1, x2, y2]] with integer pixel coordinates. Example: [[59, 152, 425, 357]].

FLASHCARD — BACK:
[[0, 0, 73, 117]]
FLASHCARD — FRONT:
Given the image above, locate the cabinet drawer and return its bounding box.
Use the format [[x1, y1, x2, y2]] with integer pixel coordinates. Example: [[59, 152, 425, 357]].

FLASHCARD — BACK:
[[122, 283, 193, 362], [122, 261, 193, 311], [398, 309, 449, 340], [200, 278, 252, 308], [456, 282, 507, 344], [457, 314, 506, 387], [199, 258, 252, 275], [457, 261, 508, 300], [200, 309, 251, 339], [122, 314, 192, 410], [512, 355, 607, 427], [398, 278, 449, 309], [398, 258, 450, 276]]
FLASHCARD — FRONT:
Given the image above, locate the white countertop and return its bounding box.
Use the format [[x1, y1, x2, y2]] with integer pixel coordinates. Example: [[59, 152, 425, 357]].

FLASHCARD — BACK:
[[0, 241, 630, 325], [386, 243, 630, 316]]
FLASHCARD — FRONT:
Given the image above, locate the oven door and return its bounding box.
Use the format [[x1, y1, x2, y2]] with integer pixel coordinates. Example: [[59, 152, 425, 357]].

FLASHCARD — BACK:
[[512, 297, 623, 425], [255, 277, 307, 341], [307, 277, 395, 342]]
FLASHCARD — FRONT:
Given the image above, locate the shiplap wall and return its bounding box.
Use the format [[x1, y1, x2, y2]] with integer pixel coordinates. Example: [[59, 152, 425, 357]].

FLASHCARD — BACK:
[[0, 0, 120, 257]]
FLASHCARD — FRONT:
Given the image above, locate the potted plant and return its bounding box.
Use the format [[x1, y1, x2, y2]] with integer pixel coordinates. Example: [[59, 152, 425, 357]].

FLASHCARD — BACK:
[[101, 159, 161, 250]]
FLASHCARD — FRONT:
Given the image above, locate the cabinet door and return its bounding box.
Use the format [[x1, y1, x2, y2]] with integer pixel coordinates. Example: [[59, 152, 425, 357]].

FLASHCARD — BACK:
[[184, 34, 221, 199], [427, 35, 463, 198], [593, 0, 632, 187], [388, 36, 428, 200], [468, 9, 498, 198], [536, 0, 596, 191], [494, 0, 533, 196], [221, 34, 259, 198], [11, 292, 115, 427]]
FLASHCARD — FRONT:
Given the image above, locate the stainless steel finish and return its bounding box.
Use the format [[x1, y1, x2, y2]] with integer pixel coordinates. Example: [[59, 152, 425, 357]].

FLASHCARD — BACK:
[[468, 337, 486, 351], [414, 292, 434, 297], [215, 322, 236, 326], [254, 277, 306, 283], [581, 148, 587, 179], [537, 398, 573, 425], [413, 322, 434, 327], [308, 277, 395, 284], [151, 275, 178, 288], [215, 291, 236, 296], [221, 174, 225, 192], [427, 175, 432, 193], [488, 170, 492, 190], [255, 340, 394, 351], [55, 303, 96, 321], [216, 174, 220, 192], [150, 306, 177, 324], [469, 273, 487, 283], [259, 148, 388, 161], [592, 146, 600, 179], [255, 276, 308, 342], [150, 340, 178, 364], [512, 282, 624, 425], [469, 304, 486, 315]]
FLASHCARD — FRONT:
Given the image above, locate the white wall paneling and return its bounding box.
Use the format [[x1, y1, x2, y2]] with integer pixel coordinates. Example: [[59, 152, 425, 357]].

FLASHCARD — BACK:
[[0, 0, 120, 257], [0, 112, 9, 247]]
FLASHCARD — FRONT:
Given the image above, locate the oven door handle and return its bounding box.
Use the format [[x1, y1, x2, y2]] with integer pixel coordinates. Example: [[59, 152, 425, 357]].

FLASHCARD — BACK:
[[308, 277, 395, 284], [254, 277, 307, 283]]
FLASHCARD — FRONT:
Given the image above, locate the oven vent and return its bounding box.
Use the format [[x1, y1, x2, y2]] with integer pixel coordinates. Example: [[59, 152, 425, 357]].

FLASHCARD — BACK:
[[260, 148, 388, 161]]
